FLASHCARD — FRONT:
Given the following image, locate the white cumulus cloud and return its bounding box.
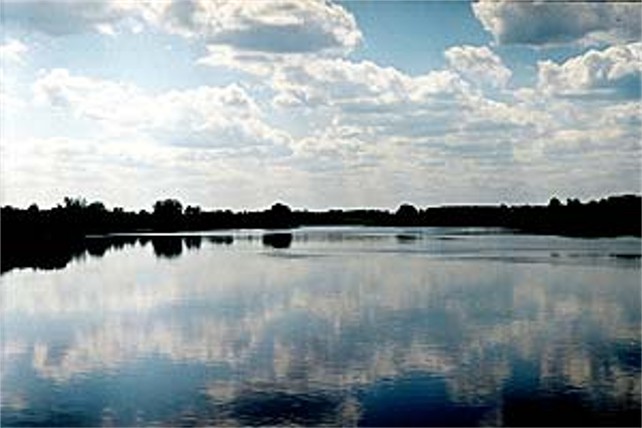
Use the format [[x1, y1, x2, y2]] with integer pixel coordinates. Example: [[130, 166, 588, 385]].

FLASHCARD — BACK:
[[473, 0, 641, 46], [0, 39, 28, 64], [2, 0, 133, 35], [32, 69, 289, 153], [445, 45, 511, 88], [538, 42, 642, 98], [3, 0, 362, 55], [150, 0, 362, 54]]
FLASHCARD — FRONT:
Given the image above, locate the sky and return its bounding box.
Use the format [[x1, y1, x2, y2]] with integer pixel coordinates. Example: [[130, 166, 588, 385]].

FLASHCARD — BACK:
[[0, 0, 640, 210]]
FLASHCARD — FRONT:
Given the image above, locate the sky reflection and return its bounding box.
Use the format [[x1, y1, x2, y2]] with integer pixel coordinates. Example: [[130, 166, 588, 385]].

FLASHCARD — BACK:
[[2, 230, 640, 426]]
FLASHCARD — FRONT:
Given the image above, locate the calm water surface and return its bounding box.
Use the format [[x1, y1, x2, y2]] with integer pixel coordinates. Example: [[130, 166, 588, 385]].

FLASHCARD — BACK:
[[2, 227, 640, 426]]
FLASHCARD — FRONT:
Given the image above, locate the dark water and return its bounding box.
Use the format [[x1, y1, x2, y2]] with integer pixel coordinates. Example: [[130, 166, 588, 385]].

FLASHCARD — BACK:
[[2, 227, 640, 426]]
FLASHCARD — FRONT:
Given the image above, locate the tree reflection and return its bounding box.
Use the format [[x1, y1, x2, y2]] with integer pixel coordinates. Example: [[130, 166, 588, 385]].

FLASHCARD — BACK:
[[184, 236, 202, 250], [151, 236, 183, 258], [208, 235, 234, 245], [262, 233, 293, 249], [1, 233, 240, 273], [1, 235, 140, 273], [3, 232, 640, 426], [85, 239, 111, 257]]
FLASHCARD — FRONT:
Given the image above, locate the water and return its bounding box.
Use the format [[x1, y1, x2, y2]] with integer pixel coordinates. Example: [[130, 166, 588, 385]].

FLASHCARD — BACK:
[[2, 227, 640, 426]]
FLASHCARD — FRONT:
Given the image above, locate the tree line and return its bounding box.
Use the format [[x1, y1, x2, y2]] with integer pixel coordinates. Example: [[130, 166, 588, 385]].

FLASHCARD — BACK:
[[2, 194, 640, 236], [1, 194, 640, 273]]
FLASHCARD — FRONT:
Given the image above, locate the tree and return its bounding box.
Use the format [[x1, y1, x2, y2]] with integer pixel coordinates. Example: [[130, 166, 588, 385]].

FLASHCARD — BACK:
[[64, 196, 87, 210], [184, 205, 201, 217], [153, 199, 183, 230], [153, 199, 183, 218], [566, 198, 581, 208], [85, 201, 107, 232], [395, 204, 419, 223], [270, 202, 291, 217], [548, 197, 561, 208], [263, 202, 293, 228], [88, 201, 106, 213]]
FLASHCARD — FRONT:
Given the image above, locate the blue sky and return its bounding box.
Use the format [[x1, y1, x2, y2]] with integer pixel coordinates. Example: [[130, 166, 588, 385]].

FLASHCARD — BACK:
[[1, 0, 640, 210]]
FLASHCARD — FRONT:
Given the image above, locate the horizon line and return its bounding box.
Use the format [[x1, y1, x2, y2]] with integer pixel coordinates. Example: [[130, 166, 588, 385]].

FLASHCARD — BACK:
[[2, 192, 640, 213]]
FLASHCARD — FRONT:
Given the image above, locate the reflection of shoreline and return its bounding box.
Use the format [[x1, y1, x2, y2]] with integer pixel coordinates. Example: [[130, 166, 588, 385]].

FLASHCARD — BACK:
[[3, 249, 640, 425], [1, 234, 236, 273], [262, 233, 293, 249], [3, 229, 640, 274]]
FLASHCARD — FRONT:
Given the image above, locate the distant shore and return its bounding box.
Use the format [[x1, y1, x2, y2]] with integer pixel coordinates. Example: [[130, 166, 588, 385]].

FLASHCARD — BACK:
[[1, 194, 640, 273], [2, 194, 640, 236]]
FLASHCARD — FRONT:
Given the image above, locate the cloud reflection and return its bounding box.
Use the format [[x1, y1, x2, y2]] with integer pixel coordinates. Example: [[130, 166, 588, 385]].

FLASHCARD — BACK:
[[2, 234, 640, 426]]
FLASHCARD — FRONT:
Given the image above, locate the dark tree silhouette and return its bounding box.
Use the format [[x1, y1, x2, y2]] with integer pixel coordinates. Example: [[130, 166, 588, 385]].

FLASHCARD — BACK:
[[395, 203, 419, 225], [263, 202, 294, 228], [184, 236, 202, 250], [153, 199, 183, 231], [548, 197, 561, 208], [270, 202, 291, 216], [64, 196, 87, 210], [1, 194, 640, 274], [184, 205, 201, 217], [208, 235, 234, 245], [262, 233, 293, 249], [151, 236, 183, 258], [153, 199, 182, 217]]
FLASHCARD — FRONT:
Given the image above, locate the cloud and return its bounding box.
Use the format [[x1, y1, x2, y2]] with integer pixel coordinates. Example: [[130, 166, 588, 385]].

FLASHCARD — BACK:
[[0, 39, 28, 64], [4, 0, 640, 208], [198, 49, 549, 171], [250, 53, 638, 203], [2, 0, 133, 36], [197, 45, 280, 76], [3, 0, 361, 55], [150, 0, 362, 54], [0, 38, 29, 115], [6, 240, 638, 425], [264, 56, 537, 141], [444, 45, 511, 88], [32, 69, 289, 152], [33, 68, 146, 119], [0, 133, 284, 209], [290, 125, 385, 173], [200, 53, 435, 108], [272, 58, 419, 108], [472, 0, 641, 46], [537, 42, 642, 99], [258, 56, 472, 114]]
